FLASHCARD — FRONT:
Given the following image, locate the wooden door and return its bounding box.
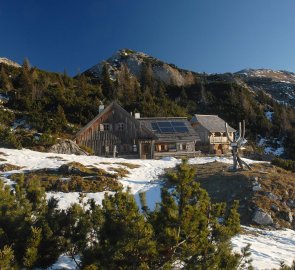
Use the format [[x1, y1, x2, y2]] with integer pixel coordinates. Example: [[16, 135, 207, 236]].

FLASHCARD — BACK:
[[141, 143, 151, 159]]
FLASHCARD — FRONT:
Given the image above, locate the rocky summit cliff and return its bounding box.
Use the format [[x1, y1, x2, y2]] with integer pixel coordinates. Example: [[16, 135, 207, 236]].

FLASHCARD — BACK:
[[0, 57, 21, 68], [83, 49, 197, 87]]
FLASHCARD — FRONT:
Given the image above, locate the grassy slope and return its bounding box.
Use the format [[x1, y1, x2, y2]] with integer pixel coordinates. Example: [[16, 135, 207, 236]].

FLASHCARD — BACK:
[[192, 162, 295, 228]]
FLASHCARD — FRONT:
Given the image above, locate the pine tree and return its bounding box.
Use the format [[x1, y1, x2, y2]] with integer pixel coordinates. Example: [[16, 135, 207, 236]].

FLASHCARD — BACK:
[[0, 66, 12, 92], [54, 105, 68, 132], [0, 245, 15, 269], [23, 58, 31, 71], [23, 227, 42, 268], [151, 159, 241, 269], [82, 190, 157, 269], [0, 177, 64, 269], [141, 62, 153, 90], [102, 62, 114, 99], [77, 73, 89, 96], [17, 58, 35, 109]]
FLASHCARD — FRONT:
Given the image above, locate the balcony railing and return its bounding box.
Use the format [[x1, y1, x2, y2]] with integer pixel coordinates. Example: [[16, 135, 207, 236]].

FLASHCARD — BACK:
[[209, 136, 229, 144]]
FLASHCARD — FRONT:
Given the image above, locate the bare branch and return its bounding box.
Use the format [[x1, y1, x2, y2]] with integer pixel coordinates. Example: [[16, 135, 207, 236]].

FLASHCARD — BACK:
[[225, 122, 233, 143]]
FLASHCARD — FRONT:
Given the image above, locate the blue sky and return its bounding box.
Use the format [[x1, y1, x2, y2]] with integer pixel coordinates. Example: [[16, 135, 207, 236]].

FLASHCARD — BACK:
[[1, 0, 295, 75]]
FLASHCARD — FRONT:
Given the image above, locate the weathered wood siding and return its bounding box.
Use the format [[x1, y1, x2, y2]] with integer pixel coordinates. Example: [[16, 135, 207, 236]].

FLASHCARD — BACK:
[[76, 105, 140, 156]]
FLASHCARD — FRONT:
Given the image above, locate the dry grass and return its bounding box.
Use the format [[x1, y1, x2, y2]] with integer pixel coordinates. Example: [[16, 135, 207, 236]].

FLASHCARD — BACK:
[[46, 156, 68, 161], [114, 162, 140, 169], [10, 162, 123, 193], [100, 162, 140, 169], [108, 167, 130, 178], [0, 163, 24, 172], [188, 162, 295, 228]]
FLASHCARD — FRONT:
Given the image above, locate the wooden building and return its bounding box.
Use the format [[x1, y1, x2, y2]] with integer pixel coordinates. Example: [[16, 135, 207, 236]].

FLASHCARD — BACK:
[[190, 114, 235, 154], [76, 102, 155, 158], [76, 102, 199, 159], [138, 117, 200, 159]]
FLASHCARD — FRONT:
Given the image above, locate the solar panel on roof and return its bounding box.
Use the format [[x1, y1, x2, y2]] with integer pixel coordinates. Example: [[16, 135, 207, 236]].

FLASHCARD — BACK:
[[151, 122, 160, 132], [174, 126, 188, 132], [150, 121, 189, 133], [157, 122, 172, 128], [171, 121, 186, 127], [159, 127, 174, 133]]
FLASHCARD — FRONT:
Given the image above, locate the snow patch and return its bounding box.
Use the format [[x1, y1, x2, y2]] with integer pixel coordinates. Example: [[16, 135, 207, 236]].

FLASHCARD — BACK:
[[257, 137, 285, 156], [265, 111, 274, 121], [232, 226, 295, 270], [45, 254, 80, 270]]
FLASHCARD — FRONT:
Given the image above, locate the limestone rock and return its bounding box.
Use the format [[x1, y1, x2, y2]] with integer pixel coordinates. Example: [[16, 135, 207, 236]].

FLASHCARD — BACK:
[[48, 139, 89, 155], [252, 209, 273, 225], [287, 200, 295, 209], [271, 204, 280, 212], [252, 183, 262, 191], [267, 192, 280, 201], [279, 211, 293, 223]]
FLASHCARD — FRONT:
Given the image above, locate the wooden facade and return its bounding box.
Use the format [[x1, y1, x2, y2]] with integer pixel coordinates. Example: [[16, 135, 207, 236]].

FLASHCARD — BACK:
[[76, 102, 155, 158], [190, 114, 235, 154], [76, 102, 200, 159]]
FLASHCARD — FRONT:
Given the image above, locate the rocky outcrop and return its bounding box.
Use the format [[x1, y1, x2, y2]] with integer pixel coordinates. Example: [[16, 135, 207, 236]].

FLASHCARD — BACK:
[[252, 209, 273, 225], [278, 211, 293, 223], [0, 57, 21, 68], [48, 140, 89, 155], [83, 49, 197, 87]]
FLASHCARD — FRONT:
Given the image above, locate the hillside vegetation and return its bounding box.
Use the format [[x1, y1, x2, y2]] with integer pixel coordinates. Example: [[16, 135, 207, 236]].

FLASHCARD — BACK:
[[0, 160, 248, 269], [0, 52, 295, 160]]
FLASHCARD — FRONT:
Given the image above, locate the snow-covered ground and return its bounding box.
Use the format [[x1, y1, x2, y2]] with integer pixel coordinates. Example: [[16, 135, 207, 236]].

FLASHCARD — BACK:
[[0, 148, 259, 210], [232, 226, 295, 270], [0, 148, 294, 269], [258, 137, 285, 157], [46, 255, 80, 270]]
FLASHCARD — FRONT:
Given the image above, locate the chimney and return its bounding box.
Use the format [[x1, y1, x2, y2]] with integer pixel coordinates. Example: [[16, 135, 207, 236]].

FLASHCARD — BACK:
[[99, 104, 105, 113], [135, 112, 140, 119]]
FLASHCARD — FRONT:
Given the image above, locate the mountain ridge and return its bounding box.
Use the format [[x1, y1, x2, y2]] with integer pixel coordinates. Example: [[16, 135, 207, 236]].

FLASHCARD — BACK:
[[83, 49, 295, 108]]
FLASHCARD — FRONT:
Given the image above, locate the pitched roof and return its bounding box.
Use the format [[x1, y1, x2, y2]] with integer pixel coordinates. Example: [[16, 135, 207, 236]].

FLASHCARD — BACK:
[[138, 117, 200, 142], [191, 114, 236, 133], [76, 101, 156, 140], [76, 101, 115, 137]]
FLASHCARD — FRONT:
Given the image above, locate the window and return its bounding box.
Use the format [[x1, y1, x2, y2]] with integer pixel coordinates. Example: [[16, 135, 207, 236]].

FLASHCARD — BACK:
[[179, 143, 187, 151], [103, 123, 110, 131], [155, 144, 168, 152], [168, 143, 177, 151], [118, 123, 124, 131]]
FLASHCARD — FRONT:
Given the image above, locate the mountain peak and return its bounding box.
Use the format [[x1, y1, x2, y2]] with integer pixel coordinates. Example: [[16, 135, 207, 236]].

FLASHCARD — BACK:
[[83, 48, 196, 86], [0, 57, 21, 68]]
